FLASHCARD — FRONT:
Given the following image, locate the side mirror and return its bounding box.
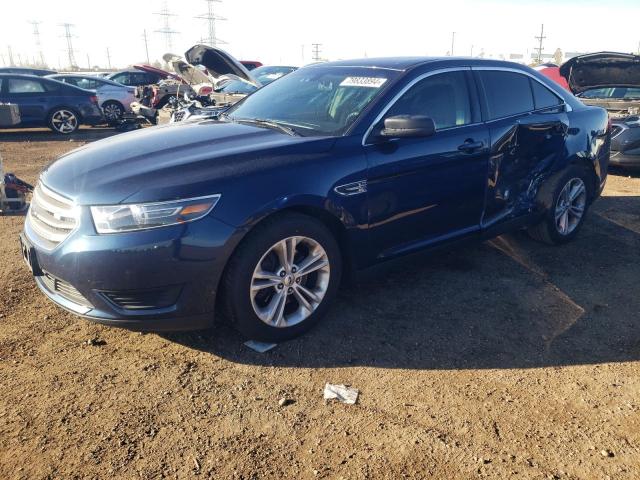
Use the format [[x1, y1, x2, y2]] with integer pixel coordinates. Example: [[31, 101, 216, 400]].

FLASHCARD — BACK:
[[381, 115, 436, 138]]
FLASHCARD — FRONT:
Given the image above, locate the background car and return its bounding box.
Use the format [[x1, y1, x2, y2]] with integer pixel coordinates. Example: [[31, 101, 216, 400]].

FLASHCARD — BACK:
[[240, 60, 263, 71], [0, 74, 103, 133], [0, 67, 57, 76], [556, 52, 640, 168], [47, 74, 136, 120], [107, 68, 165, 87]]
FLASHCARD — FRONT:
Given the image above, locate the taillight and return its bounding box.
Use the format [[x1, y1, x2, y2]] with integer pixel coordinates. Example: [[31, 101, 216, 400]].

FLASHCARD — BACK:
[[89, 95, 99, 105], [198, 86, 213, 96]]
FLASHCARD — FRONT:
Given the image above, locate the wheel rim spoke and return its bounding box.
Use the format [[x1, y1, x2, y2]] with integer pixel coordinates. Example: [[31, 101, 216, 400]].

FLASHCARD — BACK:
[[554, 178, 586, 236], [250, 235, 330, 329]]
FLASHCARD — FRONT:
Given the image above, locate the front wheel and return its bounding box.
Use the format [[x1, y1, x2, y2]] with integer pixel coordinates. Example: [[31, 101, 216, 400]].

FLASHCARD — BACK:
[[48, 109, 79, 134], [221, 214, 342, 342], [528, 166, 593, 245]]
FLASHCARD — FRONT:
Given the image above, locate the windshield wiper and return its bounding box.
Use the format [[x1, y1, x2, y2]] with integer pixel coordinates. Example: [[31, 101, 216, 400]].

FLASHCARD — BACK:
[[234, 117, 299, 136]]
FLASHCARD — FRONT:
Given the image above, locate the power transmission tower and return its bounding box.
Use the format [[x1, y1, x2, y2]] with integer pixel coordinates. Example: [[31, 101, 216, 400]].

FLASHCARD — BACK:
[[29, 21, 46, 66], [154, 1, 179, 51], [142, 29, 150, 64], [312, 43, 322, 62], [534, 24, 546, 65], [60, 23, 78, 69], [195, 0, 226, 47]]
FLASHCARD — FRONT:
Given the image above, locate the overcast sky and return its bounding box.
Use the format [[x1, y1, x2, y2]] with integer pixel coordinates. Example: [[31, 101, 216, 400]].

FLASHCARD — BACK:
[[1, 0, 639, 69]]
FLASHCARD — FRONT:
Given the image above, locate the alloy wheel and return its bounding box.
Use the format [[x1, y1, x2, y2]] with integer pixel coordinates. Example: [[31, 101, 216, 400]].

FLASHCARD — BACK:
[[51, 110, 78, 134], [554, 177, 586, 235], [250, 236, 330, 328], [103, 103, 123, 120]]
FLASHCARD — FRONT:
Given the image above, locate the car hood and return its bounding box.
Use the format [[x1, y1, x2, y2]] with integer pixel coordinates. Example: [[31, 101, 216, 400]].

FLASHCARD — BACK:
[[560, 52, 640, 94], [41, 122, 335, 205], [184, 45, 259, 86]]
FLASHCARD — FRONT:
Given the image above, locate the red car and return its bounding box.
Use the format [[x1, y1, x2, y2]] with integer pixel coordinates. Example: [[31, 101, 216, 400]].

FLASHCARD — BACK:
[[240, 60, 263, 71], [535, 64, 571, 91]]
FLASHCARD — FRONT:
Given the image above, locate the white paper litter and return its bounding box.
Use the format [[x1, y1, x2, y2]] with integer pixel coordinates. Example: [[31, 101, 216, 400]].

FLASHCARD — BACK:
[[323, 383, 359, 404], [244, 340, 277, 353]]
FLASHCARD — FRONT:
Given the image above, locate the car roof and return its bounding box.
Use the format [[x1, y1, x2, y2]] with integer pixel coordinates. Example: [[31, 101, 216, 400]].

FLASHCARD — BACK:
[[309, 57, 532, 72]]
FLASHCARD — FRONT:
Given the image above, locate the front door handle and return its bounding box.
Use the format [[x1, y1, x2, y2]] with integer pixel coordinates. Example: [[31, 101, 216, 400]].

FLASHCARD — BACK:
[[457, 139, 485, 153]]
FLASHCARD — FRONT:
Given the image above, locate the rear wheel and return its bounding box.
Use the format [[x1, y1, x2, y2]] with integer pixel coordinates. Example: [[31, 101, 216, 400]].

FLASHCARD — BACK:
[[528, 166, 592, 244], [221, 214, 342, 342], [48, 108, 79, 134], [102, 101, 124, 121]]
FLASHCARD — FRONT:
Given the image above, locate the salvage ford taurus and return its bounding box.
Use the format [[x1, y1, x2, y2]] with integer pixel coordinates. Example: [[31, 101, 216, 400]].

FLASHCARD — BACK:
[[20, 57, 610, 341]]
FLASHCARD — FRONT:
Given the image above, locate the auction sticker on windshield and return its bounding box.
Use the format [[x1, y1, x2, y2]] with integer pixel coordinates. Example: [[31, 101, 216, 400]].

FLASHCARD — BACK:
[[340, 77, 388, 88]]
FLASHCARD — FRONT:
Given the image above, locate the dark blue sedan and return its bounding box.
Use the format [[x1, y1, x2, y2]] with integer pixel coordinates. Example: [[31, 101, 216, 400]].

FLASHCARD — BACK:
[[20, 57, 610, 341], [0, 74, 104, 134]]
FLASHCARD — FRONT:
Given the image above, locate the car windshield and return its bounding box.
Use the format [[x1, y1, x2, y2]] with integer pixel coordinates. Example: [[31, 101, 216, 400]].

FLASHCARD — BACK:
[[579, 87, 640, 100], [226, 66, 399, 136]]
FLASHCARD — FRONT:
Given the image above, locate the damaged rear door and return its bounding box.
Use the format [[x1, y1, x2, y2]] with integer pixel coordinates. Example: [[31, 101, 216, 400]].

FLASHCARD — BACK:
[[473, 68, 569, 228]]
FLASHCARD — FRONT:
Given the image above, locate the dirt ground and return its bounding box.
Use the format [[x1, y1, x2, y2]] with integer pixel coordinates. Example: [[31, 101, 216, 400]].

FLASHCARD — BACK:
[[0, 127, 639, 480]]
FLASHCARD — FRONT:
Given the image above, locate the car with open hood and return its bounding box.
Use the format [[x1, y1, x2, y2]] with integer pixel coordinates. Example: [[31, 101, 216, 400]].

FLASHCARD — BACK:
[[559, 52, 640, 168], [20, 57, 610, 341]]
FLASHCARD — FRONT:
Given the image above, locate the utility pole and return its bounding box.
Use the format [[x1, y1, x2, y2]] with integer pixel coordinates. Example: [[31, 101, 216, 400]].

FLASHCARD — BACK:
[[470, 45, 474, 57], [86, 53, 91, 70], [106, 47, 112, 69], [154, 1, 179, 51], [301, 44, 305, 63], [60, 23, 78, 69], [142, 29, 150, 64], [312, 43, 322, 62], [196, 0, 226, 47], [450, 32, 455, 56], [534, 24, 546, 65], [29, 21, 46, 66], [7, 46, 14, 66]]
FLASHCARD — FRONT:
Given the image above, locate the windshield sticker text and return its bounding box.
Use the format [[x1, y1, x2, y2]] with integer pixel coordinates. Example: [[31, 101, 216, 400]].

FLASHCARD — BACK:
[[339, 77, 388, 88]]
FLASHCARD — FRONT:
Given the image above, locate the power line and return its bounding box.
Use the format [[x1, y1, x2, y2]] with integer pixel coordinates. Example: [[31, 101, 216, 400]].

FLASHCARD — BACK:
[[142, 29, 150, 64], [60, 23, 78, 69], [312, 43, 322, 62], [534, 23, 546, 65], [29, 21, 46, 66], [154, 1, 179, 52], [195, 0, 227, 47]]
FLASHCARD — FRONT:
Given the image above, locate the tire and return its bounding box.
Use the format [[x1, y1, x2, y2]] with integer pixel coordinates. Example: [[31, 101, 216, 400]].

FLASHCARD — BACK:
[[527, 165, 594, 245], [221, 213, 342, 342], [102, 101, 124, 121], [47, 108, 80, 134]]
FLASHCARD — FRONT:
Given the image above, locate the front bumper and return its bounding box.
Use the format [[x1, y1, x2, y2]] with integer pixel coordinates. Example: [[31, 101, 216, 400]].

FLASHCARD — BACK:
[[22, 208, 242, 332]]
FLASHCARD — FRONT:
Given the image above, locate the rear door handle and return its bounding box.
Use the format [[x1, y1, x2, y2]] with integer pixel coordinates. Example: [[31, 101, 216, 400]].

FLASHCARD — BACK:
[[457, 140, 485, 153]]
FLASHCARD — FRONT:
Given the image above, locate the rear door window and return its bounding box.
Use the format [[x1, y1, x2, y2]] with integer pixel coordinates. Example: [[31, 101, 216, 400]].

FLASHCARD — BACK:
[[8, 78, 46, 93], [111, 73, 130, 85], [478, 71, 534, 120], [530, 79, 562, 109], [386, 71, 472, 129]]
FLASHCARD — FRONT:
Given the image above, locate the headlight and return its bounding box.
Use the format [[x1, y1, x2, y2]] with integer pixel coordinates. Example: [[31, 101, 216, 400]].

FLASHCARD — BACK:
[[90, 194, 221, 234]]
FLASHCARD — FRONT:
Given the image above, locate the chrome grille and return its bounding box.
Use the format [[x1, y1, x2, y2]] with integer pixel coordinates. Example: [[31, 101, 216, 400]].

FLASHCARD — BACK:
[[28, 183, 77, 248]]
